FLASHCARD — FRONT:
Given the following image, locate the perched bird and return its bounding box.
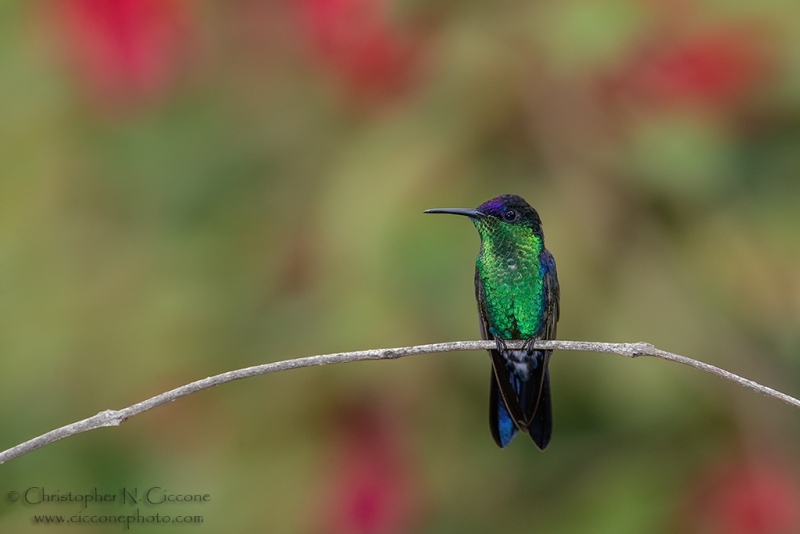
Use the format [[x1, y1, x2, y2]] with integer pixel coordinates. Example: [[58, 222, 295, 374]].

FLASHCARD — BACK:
[[425, 195, 560, 449]]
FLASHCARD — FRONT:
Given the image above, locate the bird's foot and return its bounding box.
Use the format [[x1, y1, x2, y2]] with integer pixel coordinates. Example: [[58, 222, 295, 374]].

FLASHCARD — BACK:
[[522, 337, 538, 357]]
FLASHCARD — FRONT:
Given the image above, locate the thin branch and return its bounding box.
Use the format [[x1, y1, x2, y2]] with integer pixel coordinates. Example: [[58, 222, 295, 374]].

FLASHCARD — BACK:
[[1, 340, 798, 465]]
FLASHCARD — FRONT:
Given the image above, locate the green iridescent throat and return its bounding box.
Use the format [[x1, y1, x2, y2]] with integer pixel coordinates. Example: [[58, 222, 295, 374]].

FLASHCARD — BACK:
[[473, 218, 545, 340]]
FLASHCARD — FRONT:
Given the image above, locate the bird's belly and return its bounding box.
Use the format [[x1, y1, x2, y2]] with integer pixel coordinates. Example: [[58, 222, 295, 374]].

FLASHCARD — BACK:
[[485, 289, 545, 340]]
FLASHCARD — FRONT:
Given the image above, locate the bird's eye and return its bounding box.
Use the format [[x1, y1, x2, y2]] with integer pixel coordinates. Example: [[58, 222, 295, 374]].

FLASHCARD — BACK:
[[503, 209, 517, 222]]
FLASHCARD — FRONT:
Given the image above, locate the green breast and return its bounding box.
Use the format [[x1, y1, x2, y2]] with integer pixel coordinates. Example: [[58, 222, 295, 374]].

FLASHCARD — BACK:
[[475, 222, 545, 340]]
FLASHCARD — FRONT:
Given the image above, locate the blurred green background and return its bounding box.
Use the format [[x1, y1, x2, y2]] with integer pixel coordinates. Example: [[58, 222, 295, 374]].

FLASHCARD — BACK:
[[2, 0, 800, 532]]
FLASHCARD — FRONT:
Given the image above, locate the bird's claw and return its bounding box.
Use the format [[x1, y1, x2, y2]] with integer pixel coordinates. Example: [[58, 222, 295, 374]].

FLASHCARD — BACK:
[[523, 337, 538, 356]]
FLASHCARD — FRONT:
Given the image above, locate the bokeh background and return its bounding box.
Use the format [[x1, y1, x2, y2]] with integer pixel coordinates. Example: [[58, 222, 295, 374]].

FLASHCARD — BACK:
[[2, 0, 800, 532]]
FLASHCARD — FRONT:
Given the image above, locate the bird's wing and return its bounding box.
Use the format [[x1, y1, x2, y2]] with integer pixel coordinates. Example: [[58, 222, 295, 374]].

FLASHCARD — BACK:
[[475, 270, 528, 444], [542, 248, 560, 341], [523, 248, 560, 448]]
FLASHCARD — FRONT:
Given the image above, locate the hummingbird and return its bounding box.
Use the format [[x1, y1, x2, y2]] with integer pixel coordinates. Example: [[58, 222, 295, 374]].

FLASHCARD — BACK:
[[425, 194, 560, 449]]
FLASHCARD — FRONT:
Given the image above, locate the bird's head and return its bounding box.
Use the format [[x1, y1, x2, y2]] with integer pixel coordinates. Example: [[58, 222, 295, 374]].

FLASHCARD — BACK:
[[425, 195, 544, 242]]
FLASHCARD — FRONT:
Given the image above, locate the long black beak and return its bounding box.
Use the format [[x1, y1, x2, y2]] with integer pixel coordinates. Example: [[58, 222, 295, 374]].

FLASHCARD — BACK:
[[424, 208, 485, 219]]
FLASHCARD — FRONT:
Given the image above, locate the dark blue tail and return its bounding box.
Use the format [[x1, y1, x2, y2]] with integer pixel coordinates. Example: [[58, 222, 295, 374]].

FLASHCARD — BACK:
[[528, 368, 552, 450], [488, 351, 553, 450], [489, 373, 518, 447]]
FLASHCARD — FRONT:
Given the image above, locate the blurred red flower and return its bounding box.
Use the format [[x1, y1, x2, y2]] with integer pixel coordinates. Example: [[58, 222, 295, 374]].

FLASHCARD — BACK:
[[685, 459, 800, 534], [297, 0, 420, 100], [620, 29, 767, 107], [56, 0, 196, 105], [317, 400, 420, 534]]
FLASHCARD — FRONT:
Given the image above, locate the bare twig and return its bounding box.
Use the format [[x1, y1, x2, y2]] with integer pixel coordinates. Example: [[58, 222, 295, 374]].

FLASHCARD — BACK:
[[1, 340, 798, 465]]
